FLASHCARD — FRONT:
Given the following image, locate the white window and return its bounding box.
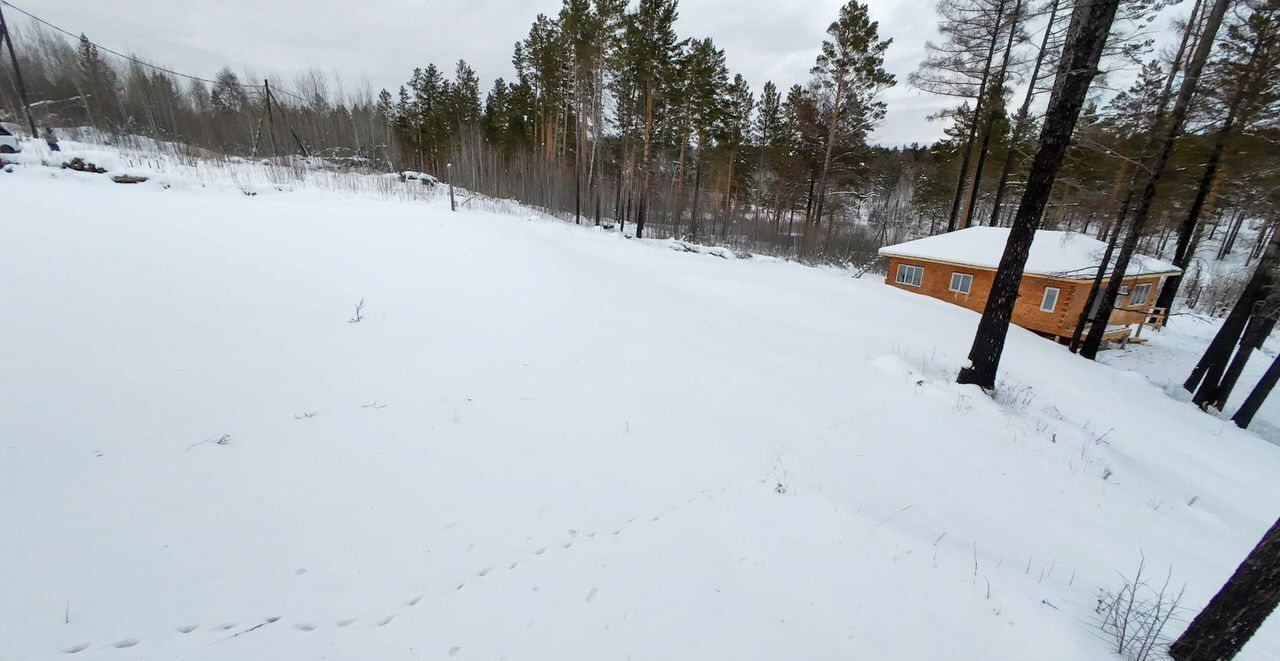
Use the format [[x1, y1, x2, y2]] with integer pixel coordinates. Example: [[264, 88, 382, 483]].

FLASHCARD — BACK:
[[895, 264, 924, 287], [1130, 283, 1152, 307], [949, 272, 973, 294], [1040, 287, 1060, 312]]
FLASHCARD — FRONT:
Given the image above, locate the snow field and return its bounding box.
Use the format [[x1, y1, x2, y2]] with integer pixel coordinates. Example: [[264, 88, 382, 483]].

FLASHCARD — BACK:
[[2, 151, 1279, 660]]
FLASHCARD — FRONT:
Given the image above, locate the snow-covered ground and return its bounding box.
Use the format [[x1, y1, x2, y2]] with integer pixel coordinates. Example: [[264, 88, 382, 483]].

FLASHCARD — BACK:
[[3, 142, 1280, 660], [1102, 315, 1280, 445]]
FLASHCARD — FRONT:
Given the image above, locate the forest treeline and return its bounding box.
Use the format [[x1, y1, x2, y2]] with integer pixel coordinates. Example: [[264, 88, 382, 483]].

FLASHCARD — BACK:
[[1, 0, 1277, 302]]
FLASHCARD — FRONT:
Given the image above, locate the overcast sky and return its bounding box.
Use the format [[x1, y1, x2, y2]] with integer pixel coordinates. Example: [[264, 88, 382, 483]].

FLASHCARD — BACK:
[[11, 0, 1169, 146]]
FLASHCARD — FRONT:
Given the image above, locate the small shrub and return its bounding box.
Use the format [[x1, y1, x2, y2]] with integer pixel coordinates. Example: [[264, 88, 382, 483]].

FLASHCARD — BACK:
[[1094, 554, 1185, 661]]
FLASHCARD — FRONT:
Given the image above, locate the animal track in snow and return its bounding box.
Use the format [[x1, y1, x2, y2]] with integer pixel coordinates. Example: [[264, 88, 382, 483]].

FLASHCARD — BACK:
[[294, 623, 316, 631], [535, 546, 547, 555], [449, 646, 462, 657], [338, 618, 356, 627], [176, 625, 198, 634], [113, 639, 140, 649], [62, 643, 89, 654], [477, 567, 492, 577], [378, 615, 395, 626], [407, 595, 422, 606], [220, 623, 238, 630], [586, 588, 599, 604]]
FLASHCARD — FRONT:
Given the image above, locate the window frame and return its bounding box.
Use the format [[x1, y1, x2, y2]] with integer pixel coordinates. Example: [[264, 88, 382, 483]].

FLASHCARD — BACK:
[[895, 264, 924, 288], [949, 272, 973, 295], [1129, 283, 1152, 307], [1040, 287, 1060, 313]]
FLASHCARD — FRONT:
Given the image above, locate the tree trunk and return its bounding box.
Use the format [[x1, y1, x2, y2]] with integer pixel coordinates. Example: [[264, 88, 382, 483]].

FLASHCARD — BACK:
[[956, 0, 1120, 389], [964, 0, 1022, 229], [1185, 228, 1280, 396], [1233, 351, 1280, 428], [1153, 47, 1254, 317], [1169, 516, 1280, 661], [988, 0, 1060, 227], [1079, 0, 1231, 360], [636, 84, 655, 239], [1069, 205, 1127, 352], [812, 79, 845, 233], [1200, 309, 1278, 410], [946, 1, 1006, 233]]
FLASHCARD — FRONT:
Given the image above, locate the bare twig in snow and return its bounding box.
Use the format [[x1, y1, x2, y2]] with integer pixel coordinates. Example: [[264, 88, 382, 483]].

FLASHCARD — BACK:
[[347, 297, 366, 323]]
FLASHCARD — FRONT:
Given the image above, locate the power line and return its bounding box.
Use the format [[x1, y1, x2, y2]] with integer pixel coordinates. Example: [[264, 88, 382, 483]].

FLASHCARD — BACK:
[[0, 0, 312, 104]]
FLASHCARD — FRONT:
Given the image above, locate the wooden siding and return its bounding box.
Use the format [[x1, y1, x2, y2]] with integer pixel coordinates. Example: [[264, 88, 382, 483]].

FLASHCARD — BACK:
[[884, 255, 1167, 338]]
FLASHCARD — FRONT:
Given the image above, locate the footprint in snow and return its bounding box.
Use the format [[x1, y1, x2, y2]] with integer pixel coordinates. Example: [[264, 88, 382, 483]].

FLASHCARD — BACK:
[[612, 530, 621, 536], [176, 625, 198, 634], [535, 546, 547, 555], [586, 588, 599, 604], [586, 531, 596, 538], [113, 639, 140, 649], [449, 646, 462, 657], [220, 623, 237, 630], [62, 643, 90, 654], [652, 515, 661, 522], [266, 616, 281, 623], [509, 561, 519, 570], [294, 623, 316, 632], [378, 615, 395, 626], [338, 618, 356, 627], [477, 567, 492, 577], [294, 568, 308, 575], [407, 595, 422, 606], [562, 541, 573, 549]]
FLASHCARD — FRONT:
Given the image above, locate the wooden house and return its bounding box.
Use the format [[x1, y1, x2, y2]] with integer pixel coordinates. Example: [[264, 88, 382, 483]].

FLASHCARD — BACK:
[[878, 227, 1181, 345]]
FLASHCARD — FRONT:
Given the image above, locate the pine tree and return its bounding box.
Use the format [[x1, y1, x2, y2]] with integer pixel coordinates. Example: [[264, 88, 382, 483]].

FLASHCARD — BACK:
[[1079, 0, 1233, 359], [957, 0, 1122, 389], [808, 0, 895, 250], [617, 0, 679, 238], [1155, 0, 1280, 316], [75, 34, 120, 128]]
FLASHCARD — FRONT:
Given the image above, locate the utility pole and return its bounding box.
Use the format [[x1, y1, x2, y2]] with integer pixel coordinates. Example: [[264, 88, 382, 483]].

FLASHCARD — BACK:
[[263, 79, 279, 158], [0, 3, 38, 138]]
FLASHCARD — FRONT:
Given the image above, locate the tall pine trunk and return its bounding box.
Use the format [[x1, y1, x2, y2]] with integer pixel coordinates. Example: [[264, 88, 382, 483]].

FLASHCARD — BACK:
[[945, 0, 1006, 232], [988, 0, 1058, 227], [1169, 516, 1280, 661], [1233, 351, 1280, 428], [1153, 47, 1255, 316], [956, 0, 1120, 389], [1079, 0, 1231, 359], [964, 0, 1021, 229], [1185, 227, 1280, 397]]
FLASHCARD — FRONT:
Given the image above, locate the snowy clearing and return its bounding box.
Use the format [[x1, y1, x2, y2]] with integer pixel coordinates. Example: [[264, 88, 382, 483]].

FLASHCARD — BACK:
[[2, 150, 1279, 660]]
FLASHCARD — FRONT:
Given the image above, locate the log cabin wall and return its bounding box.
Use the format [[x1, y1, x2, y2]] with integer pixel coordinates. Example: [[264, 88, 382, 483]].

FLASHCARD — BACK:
[[884, 256, 1166, 339]]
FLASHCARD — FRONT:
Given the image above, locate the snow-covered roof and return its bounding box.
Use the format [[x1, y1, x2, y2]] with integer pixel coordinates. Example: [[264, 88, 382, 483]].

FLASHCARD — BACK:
[[878, 227, 1180, 279]]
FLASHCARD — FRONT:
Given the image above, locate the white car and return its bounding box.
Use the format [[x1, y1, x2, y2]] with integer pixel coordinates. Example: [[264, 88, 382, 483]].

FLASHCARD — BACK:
[[0, 126, 20, 154]]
